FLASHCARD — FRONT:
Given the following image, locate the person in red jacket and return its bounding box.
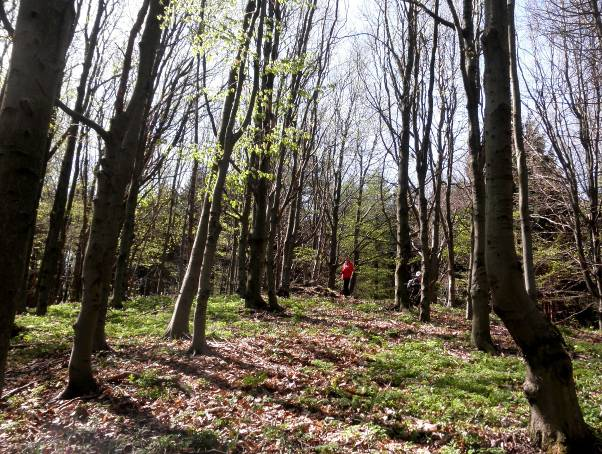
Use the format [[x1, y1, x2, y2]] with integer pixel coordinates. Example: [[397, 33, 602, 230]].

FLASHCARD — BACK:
[[340, 257, 354, 297]]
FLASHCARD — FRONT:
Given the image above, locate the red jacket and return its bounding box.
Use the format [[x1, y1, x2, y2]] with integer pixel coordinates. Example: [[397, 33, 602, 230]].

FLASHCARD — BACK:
[[341, 261, 354, 279]]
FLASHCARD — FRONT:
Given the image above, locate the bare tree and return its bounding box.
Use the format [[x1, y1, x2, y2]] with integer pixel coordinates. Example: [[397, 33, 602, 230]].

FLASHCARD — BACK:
[[482, 0, 594, 448], [0, 0, 75, 395], [60, 0, 168, 398]]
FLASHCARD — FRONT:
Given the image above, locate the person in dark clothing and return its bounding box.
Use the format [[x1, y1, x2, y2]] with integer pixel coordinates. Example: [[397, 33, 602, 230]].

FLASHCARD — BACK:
[[340, 258, 354, 297]]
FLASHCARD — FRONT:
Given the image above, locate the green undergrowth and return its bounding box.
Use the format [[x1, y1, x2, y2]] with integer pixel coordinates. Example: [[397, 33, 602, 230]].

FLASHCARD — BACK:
[[351, 339, 525, 426], [9, 295, 602, 449]]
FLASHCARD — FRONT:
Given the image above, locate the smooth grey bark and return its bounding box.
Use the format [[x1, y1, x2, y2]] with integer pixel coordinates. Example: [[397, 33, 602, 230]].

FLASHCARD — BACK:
[[165, 192, 211, 339], [236, 183, 252, 296], [70, 151, 92, 302], [0, 0, 75, 396], [190, 0, 262, 354], [391, 4, 416, 311], [111, 143, 145, 310], [483, 1, 595, 450], [246, 0, 281, 311], [508, 0, 536, 301], [35, 0, 104, 316], [447, 0, 496, 353], [417, 0, 440, 323], [327, 138, 345, 290], [60, 0, 165, 398]]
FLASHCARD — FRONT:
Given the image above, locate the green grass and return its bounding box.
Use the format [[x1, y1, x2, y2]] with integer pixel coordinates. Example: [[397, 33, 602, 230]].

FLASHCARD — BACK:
[[9, 295, 602, 451], [335, 338, 528, 427]]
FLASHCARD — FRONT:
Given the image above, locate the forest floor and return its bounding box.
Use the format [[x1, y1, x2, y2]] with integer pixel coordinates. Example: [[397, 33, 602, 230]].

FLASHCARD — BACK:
[[2, 296, 601, 453]]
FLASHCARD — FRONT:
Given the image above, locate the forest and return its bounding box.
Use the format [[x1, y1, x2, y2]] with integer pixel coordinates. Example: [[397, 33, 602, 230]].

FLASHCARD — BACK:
[[0, 0, 601, 452]]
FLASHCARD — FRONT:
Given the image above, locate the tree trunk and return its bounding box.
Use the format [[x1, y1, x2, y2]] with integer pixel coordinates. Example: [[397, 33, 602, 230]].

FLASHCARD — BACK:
[[236, 184, 252, 296], [228, 232, 238, 294], [245, 0, 280, 310], [349, 171, 364, 295], [394, 5, 416, 311], [70, 157, 93, 303], [508, 0, 536, 301], [61, 0, 165, 398], [466, 220, 474, 320], [483, 1, 595, 449], [35, 0, 103, 316], [111, 165, 142, 309], [165, 191, 211, 338], [0, 0, 75, 396], [192, 141, 238, 353], [445, 168, 456, 308], [278, 169, 303, 296], [327, 138, 345, 290], [245, 152, 271, 310], [190, 0, 261, 354], [447, 0, 496, 352], [265, 139, 285, 310], [417, 1, 440, 323]]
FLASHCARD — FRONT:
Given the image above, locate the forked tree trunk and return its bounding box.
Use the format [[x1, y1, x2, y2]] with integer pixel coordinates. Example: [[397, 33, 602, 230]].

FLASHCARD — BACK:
[[393, 5, 416, 311], [483, 1, 595, 450], [447, 0, 496, 353], [35, 0, 104, 316], [0, 0, 75, 395], [165, 192, 211, 338], [190, 0, 261, 354], [60, 0, 165, 398], [111, 164, 142, 310], [417, 0, 440, 323]]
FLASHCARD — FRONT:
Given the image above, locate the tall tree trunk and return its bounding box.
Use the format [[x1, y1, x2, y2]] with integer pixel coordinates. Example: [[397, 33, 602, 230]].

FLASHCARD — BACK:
[[236, 184, 252, 296], [328, 138, 345, 290], [111, 153, 143, 310], [70, 156, 92, 302], [35, 0, 104, 316], [165, 190, 211, 338], [245, 152, 271, 310], [349, 174, 364, 295], [227, 231, 238, 294], [508, 0, 536, 301], [265, 137, 285, 311], [278, 168, 303, 296], [447, 0, 496, 353], [190, 0, 262, 354], [0, 0, 75, 396], [417, 1, 440, 323], [445, 149, 456, 307], [61, 0, 166, 398], [466, 220, 474, 320], [483, 1, 594, 449], [245, 0, 280, 310], [393, 5, 416, 311]]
